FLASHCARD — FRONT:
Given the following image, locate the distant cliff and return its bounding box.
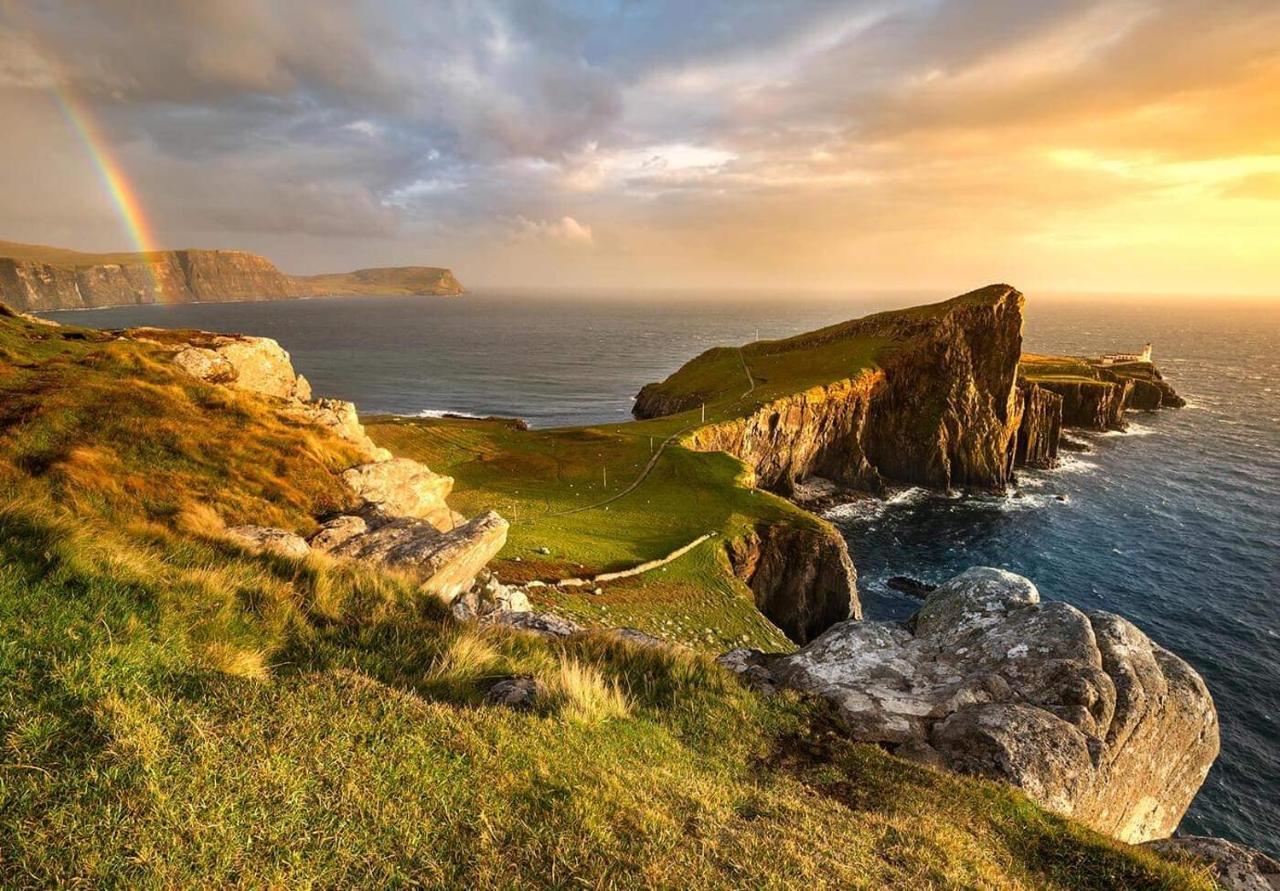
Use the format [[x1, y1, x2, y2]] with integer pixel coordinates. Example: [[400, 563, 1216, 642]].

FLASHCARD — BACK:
[[294, 266, 464, 297], [0, 240, 463, 311]]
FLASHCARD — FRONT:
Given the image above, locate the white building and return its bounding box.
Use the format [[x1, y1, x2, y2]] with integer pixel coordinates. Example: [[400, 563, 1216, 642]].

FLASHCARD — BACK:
[[1099, 343, 1152, 365]]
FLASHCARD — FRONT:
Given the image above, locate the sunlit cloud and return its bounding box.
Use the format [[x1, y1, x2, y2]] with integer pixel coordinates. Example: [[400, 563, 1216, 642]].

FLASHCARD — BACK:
[[0, 0, 1277, 295]]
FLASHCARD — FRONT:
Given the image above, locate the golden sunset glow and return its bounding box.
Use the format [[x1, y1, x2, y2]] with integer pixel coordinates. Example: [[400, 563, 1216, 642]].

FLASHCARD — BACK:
[[1, 1, 1277, 296]]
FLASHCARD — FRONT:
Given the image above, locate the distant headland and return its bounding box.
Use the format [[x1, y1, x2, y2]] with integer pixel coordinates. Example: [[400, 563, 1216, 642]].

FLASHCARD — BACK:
[[0, 238, 464, 312]]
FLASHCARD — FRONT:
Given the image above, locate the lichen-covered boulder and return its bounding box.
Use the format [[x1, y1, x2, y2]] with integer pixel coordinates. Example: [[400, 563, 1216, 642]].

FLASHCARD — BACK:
[[1144, 836, 1280, 891], [321, 511, 508, 602], [766, 567, 1219, 843], [172, 334, 309, 400], [224, 525, 311, 559], [341, 458, 463, 530]]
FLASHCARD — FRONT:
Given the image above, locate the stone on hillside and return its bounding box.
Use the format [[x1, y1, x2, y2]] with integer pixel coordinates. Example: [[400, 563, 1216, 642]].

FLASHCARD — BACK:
[[283, 398, 391, 462], [716, 647, 779, 694], [173, 346, 237, 384], [325, 511, 508, 602], [452, 573, 532, 621], [491, 609, 582, 639], [1144, 836, 1280, 891], [341, 457, 461, 529], [225, 525, 311, 559], [172, 334, 309, 400], [309, 515, 368, 551], [485, 676, 545, 710], [766, 567, 1219, 844]]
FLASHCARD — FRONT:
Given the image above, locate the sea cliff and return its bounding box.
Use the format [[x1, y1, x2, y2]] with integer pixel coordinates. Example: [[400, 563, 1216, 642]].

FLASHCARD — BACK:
[[0, 240, 463, 311]]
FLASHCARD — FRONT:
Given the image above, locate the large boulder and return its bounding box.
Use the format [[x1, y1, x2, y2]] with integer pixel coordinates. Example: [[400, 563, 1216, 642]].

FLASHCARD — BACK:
[[173, 334, 309, 400], [341, 457, 464, 531], [1144, 836, 1280, 891], [316, 511, 507, 601], [759, 567, 1218, 843]]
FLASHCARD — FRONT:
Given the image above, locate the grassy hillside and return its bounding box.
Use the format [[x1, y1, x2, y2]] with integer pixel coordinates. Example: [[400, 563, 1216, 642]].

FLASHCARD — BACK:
[[295, 266, 464, 296], [0, 238, 170, 267], [0, 306, 1210, 887]]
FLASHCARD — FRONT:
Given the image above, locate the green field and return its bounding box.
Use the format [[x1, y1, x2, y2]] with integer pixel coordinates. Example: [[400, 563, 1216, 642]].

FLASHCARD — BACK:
[[362, 312, 891, 650]]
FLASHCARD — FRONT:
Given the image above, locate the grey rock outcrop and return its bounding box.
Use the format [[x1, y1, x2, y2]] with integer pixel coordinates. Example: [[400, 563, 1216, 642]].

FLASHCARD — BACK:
[[1144, 836, 1280, 891], [224, 525, 311, 559], [341, 458, 463, 530], [741, 567, 1218, 844], [485, 677, 545, 710], [167, 326, 505, 602], [316, 511, 508, 601], [172, 335, 310, 401]]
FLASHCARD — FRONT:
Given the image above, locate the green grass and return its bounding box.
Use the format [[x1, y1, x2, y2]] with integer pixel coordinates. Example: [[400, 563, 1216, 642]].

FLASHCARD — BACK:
[[0, 306, 1213, 888]]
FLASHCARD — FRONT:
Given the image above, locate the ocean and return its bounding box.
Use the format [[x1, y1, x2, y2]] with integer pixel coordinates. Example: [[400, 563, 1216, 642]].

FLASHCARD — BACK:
[[47, 291, 1280, 855]]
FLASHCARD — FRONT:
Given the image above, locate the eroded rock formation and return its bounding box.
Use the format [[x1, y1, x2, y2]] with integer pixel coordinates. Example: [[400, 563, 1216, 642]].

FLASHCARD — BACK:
[[721, 567, 1219, 844], [169, 328, 505, 601], [726, 521, 859, 644], [640, 285, 1029, 493]]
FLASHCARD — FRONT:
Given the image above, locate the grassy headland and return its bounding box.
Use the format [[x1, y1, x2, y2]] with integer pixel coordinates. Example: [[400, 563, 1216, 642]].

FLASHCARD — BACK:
[[0, 304, 1211, 887]]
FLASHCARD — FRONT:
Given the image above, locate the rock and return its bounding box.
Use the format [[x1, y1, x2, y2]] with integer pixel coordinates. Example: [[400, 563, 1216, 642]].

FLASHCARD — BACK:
[[484, 676, 545, 710], [283, 398, 390, 461], [325, 511, 508, 602], [609, 628, 668, 648], [173, 346, 237, 384], [1144, 837, 1280, 891], [767, 567, 1219, 843], [1038, 377, 1132, 431], [172, 333, 309, 401], [1014, 381, 1062, 469], [341, 458, 461, 530], [453, 573, 532, 620], [886, 576, 937, 599], [716, 647, 779, 694], [224, 525, 311, 559], [726, 522, 859, 644], [491, 610, 582, 639], [308, 515, 368, 551]]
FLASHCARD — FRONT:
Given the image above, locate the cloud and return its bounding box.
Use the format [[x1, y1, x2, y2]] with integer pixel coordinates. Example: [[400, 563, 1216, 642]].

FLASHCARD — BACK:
[[512, 215, 594, 247], [0, 1, 1277, 293]]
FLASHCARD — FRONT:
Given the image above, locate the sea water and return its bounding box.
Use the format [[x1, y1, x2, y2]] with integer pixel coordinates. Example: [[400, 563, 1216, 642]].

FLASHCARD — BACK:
[[49, 291, 1280, 854]]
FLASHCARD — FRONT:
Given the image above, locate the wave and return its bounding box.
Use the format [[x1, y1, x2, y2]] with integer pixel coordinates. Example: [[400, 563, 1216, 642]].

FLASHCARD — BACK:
[[415, 408, 486, 419], [823, 486, 928, 523], [1054, 454, 1100, 475]]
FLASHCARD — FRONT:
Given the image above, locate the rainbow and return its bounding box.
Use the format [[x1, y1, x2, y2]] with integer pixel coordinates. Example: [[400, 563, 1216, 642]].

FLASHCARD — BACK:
[[51, 85, 167, 294]]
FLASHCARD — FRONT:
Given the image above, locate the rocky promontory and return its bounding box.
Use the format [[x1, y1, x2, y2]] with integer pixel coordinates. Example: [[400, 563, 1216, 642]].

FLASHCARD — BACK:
[[0, 239, 463, 312]]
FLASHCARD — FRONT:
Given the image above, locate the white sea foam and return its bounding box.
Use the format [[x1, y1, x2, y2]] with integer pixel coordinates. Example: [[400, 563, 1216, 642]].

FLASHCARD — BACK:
[[823, 486, 928, 523], [415, 408, 486, 419], [1054, 454, 1100, 475]]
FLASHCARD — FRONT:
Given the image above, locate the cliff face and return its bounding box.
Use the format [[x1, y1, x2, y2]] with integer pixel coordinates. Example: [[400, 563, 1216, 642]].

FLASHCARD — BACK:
[[646, 285, 1028, 494], [1038, 378, 1133, 431], [0, 250, 304, 311], [294, 266, 465, 297], [685, 374, 884, 495], [726, 521, 860, 644], [0, 241, 464, 311], [1014, 382, 1063, 469]]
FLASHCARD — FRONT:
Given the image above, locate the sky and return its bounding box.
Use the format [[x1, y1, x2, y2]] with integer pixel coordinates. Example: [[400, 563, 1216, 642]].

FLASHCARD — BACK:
[[1, 0, 1278, 297]]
